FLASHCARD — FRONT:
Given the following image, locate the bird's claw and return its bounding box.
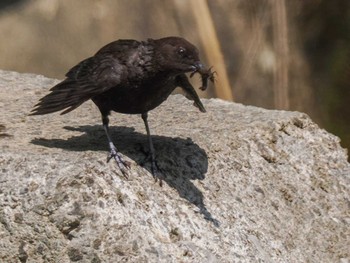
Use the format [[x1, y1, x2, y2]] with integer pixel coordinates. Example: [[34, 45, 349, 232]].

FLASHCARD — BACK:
[[150, 160, 163, 186], [140, 151, 163, 186], [107, 147, 130, 178]]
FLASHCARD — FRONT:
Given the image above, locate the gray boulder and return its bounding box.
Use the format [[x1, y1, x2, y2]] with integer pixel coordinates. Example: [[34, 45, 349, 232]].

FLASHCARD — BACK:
[[0, 70, 349, 262]]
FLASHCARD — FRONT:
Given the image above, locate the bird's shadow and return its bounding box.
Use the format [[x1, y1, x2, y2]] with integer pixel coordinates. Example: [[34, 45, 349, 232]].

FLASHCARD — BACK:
[[31, 125, 219, 227]]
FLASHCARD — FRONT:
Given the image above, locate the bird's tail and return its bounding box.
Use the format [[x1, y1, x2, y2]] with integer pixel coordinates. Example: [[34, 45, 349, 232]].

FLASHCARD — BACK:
[[30, 79, 88, 115]]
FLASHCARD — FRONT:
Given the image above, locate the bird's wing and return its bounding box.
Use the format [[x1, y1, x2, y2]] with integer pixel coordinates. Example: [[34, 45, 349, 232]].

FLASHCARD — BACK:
[[68, 55, 126, 94], [30, 54, 126, 115]]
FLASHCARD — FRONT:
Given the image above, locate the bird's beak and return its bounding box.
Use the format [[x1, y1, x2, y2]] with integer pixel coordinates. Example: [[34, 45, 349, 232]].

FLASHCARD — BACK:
[[189, 61, 206, 77], [193, 61, 204, 71]]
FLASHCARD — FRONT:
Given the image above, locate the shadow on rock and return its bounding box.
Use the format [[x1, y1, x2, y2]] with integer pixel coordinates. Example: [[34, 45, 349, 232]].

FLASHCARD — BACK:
[[31, 125, 220, 226]]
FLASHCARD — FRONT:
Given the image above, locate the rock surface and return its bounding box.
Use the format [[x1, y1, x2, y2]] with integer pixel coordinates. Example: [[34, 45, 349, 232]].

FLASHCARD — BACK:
[[0, 70, 349, 262]]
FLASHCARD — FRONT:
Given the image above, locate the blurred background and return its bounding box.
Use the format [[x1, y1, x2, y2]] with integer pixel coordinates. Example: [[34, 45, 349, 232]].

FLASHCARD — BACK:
[[1, 0, 349, 158]]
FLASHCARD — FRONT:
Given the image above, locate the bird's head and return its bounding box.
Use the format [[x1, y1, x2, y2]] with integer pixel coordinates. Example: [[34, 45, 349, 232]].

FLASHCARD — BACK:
[[152, 37, 204, 74]]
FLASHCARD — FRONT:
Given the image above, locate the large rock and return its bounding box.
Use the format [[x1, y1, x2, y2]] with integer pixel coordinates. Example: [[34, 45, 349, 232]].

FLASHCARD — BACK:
[[0, 70, 349, 262]]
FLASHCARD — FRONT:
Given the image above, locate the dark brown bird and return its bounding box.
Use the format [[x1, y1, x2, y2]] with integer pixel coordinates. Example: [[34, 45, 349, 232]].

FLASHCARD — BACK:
[[30, 36, 212, 180]]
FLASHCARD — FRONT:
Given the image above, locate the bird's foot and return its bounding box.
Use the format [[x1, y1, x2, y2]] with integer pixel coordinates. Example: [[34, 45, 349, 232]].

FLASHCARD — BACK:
[[139, 148, 163, 186], [150, 159, 163, 187], [151, 162, 163, 186], [107, 145, 130, 178]]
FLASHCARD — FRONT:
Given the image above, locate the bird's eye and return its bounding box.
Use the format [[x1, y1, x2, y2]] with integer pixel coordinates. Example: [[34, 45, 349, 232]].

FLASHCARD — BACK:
[[177, 47, 186, 56]]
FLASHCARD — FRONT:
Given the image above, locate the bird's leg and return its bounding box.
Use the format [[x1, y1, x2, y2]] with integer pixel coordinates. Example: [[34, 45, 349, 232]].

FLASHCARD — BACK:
[[102, 115, 130, 177], [141, 112, 161, 183]]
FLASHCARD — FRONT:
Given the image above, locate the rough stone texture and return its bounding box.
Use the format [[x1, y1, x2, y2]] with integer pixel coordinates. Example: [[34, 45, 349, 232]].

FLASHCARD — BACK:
[[0, 69, 349, 263]]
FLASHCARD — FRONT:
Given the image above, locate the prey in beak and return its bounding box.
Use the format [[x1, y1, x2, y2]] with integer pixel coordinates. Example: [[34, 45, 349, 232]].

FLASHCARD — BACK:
[[190, 63, 216, 91]]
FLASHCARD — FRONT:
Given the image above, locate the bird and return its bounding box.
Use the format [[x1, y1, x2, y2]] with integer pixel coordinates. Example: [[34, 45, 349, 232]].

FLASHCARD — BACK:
[[30, 36, 212, 180]]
